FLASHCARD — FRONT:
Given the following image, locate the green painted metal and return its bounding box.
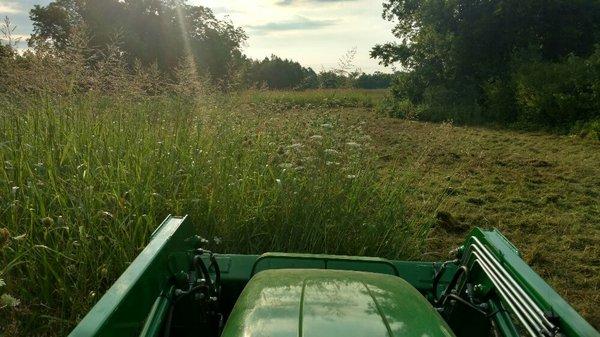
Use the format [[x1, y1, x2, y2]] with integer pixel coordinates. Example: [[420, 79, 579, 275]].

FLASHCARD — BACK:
[[137, 286, 174, 337], [68, 215, 197, 337], [487, 300, 520, 337], [251, 253, 401, 276], [213, 254, 445, 293], [67, 215, 599, 337], [458, 228, 600, 337], [221, 269, 456, 337]]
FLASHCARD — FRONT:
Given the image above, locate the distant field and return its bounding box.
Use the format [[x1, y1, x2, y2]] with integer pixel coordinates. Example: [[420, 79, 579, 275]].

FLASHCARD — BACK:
[[1, 89, 598, 335], [245, 88, 388, 109]]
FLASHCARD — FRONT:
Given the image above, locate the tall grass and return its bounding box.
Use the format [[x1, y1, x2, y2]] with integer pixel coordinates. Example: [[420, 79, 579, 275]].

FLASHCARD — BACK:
[[0, 92, 432, 336]]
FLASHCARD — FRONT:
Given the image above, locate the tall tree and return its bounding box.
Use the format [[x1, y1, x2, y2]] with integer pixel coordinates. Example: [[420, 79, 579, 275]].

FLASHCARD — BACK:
[[371, 0, 600, 105], [247, 55, 317, 90], [29, 0, 247, 82]]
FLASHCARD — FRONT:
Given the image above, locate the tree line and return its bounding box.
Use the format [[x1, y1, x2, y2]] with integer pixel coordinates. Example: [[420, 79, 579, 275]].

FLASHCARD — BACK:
[[371, 0, 600, 134], [245, 55, 393, 90], [0, 0, 391, 92]]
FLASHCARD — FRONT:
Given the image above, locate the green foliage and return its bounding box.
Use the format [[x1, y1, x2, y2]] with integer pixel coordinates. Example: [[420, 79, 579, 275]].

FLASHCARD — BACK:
[[247, 89, 387, 109], [513, 49, 600, 129], [481, 78, 518, 124], [355, 72, 394, 89], [376, 95, 424, 120], [246, 55, 317, 90], [317, 70, 346, 89], [245, 55, 394, 91], [29, 0, 247, 84], [244, 47, 393, 91], [373, 0, 600, 130], [578, 119, 600, 140]]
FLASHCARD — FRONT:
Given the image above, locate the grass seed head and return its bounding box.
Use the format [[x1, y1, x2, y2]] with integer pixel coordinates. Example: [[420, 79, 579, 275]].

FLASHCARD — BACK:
[[0, 228, 10, 247], [41, 217, 54, 227]]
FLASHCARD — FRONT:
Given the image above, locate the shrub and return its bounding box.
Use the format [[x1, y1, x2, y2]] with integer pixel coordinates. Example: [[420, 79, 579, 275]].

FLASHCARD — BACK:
[[387, 46, 600, 134], [355, 72, 394, 89], [482, 78, 518, 124], [574, 118, 600, 140], [513, 50, 600, 129]]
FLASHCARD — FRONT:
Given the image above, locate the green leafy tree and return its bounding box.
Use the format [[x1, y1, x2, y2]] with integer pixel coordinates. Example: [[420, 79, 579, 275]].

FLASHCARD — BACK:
[[247, 55, 317, 90], [372, 0, 600, 126], [317, 70, 345, 89], [29, 0, 247, 83], [355, 72, 394, 89]]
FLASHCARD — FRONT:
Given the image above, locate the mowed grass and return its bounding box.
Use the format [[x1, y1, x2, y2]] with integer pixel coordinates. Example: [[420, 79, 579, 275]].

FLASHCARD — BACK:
[[0, 92, 432, 336], [356, 110, 600, 329]]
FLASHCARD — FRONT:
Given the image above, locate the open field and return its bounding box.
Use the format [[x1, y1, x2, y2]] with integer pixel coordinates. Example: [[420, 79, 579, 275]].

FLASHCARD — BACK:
[[1, 90, 598, 335]]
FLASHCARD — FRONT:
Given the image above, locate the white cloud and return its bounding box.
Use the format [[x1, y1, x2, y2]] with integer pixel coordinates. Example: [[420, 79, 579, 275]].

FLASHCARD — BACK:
[[9, 33, 30, 40], [190, 0, 396, 72], [0, 2, 22, 14]]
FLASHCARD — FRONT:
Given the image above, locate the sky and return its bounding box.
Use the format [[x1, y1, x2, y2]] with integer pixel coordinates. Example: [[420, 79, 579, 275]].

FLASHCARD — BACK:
[[0, 0, 397, 73]]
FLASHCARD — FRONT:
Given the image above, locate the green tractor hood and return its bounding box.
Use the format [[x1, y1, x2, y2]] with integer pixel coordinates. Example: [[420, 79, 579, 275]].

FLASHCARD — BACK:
[[221, 269, 455, 337]]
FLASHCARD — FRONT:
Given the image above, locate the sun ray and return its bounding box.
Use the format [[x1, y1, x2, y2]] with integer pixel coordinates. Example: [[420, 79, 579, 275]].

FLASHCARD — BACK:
[[174, 3, 199, 79]]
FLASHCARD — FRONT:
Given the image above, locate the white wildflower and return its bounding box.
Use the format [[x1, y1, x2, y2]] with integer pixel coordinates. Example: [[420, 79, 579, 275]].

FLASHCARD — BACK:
[[0, 294, 20, 308], [324, 149, 340, 155], [213, 237, 222, 245], [347, 175, 358, 179]]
